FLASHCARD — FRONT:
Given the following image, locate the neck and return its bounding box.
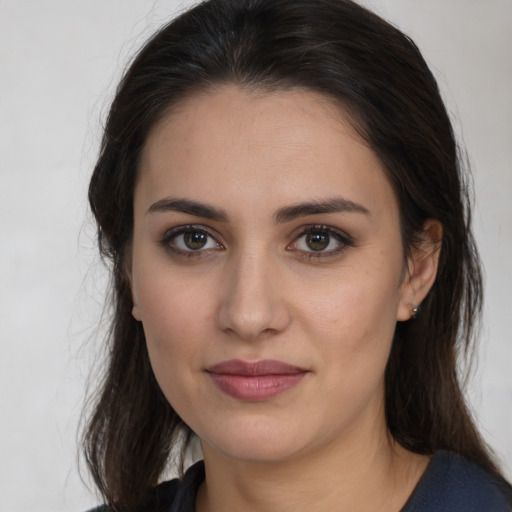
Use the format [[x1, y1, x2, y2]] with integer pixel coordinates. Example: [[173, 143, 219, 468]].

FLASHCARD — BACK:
[[196, 421, 429, 512]]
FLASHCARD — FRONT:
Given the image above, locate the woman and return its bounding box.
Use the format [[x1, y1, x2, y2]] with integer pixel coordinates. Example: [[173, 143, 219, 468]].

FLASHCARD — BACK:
[[84, 0, 512, 510]]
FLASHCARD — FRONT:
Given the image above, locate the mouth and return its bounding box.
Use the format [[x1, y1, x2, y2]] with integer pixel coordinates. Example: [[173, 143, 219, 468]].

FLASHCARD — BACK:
[[206, 359, 308, 401]]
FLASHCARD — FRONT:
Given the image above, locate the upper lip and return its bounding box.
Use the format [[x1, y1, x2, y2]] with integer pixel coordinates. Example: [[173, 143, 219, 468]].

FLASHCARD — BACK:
[[206, 359, 307, 375]]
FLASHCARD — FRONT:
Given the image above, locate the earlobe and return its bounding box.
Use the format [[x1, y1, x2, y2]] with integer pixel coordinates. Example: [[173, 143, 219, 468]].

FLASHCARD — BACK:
[[132, 304, 142, 322], [124, 248, 142, 322], [397, 219, 442, 321], [130, 275, 142, 322]]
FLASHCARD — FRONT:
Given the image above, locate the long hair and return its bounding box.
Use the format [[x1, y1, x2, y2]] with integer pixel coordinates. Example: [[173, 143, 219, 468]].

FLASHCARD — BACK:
[[84, 0, 497, 509]]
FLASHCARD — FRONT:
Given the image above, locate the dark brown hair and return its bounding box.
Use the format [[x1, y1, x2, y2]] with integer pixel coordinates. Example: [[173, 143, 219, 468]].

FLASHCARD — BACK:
[[84, 0, 500, 509]]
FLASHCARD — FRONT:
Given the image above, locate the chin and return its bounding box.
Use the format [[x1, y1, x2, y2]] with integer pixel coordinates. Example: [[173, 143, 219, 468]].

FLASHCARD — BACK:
[[205, 440, 303, 464], [197, 414, 321, 464]]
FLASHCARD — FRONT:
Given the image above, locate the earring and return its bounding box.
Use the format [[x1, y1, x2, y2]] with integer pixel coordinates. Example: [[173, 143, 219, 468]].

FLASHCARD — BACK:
[[412, 305, 419, 319]]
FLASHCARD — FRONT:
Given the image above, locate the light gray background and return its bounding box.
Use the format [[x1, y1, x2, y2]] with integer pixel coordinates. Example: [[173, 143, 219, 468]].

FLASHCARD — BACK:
[[0, 1, 510, 511]]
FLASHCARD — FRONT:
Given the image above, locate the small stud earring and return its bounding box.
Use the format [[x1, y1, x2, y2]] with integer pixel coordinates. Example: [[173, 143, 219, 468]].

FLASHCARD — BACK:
[[412, 306, 419, 319]]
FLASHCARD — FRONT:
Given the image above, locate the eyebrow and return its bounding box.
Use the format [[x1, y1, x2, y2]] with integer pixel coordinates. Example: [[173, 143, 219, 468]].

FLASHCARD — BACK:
[[147, 198, 229, 222], [273, 197, 370, 223], [147, 196, 369, 223]]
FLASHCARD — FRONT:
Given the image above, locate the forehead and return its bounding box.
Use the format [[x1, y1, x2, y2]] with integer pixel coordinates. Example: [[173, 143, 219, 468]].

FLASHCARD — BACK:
[[144, 85, 359, 162], [137, 85, 397, 220]]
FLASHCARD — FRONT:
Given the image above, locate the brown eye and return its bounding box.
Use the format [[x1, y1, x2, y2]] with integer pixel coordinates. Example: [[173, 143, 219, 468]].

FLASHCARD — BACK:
[[289, 225, 353, 257], [183, 231, 208, 250], [164, 227, 222, 253], [305, 233, 330, 251]]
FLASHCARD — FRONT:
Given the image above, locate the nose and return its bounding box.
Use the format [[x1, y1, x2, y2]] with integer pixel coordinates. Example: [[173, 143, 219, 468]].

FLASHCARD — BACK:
[[216, 251, 291, 340]]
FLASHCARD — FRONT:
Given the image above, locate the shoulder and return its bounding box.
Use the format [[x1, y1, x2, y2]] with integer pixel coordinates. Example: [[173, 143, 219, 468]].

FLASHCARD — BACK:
[[402, 451, 512, 512], [85, 460, 205, 512]]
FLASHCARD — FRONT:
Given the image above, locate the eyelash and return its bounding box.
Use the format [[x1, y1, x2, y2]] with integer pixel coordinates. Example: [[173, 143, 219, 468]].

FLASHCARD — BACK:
[[160, 225, 223, 258], [288, 224, 355, 260], [159, 224, 354, 260]]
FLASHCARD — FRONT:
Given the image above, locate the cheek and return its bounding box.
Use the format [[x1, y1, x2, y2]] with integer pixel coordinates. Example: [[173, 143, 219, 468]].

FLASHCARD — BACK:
[[302, 278, 398, 416], [297, 263, 402, 378], [301, 269, 401, 336], [133, 265, 212, 372], [135, 276, 211, 420]]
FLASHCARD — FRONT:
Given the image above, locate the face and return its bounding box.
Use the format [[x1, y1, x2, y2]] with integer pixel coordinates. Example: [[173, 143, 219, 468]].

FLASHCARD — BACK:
[[130, 86, 415, 464]]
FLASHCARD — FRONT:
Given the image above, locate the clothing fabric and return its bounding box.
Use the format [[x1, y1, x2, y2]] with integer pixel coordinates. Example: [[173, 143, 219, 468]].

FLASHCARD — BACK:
[[89, 450, 512, 511], [400, 451, 512, 511]]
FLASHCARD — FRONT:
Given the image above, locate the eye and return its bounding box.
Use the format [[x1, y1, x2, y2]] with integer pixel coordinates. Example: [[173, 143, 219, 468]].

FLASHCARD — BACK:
[[162, 226, 222, 254], [289, 225, 353, 256], [299, 232, 333, 252]]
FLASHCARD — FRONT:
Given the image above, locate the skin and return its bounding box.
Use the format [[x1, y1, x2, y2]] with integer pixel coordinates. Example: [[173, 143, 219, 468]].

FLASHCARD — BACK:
[[130, 86, 441, 512]]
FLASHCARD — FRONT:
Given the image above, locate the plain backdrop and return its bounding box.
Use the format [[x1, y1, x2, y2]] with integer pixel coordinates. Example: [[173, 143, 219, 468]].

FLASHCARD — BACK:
[[0, 1, 510, 511]]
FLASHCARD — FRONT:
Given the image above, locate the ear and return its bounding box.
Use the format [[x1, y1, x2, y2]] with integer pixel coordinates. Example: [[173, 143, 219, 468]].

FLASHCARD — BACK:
[[397, 219, 442, 321], [124, 245, 142, 322], [132, 302, 142, 322]]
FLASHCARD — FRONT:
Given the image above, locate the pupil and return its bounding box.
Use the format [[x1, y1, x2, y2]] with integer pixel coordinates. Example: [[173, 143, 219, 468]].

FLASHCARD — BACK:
[[307, 233, 329, 251], [184, 231, 207, 250]]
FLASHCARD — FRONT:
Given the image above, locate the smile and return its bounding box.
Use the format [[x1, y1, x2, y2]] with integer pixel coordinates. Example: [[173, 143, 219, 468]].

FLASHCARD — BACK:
[[206, 359, 308, 401]]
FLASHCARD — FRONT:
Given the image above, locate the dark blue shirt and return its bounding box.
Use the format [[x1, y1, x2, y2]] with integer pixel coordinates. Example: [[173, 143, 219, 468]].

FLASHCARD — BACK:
[[90, 450, 512, 511], [401, 451, 512, 511]]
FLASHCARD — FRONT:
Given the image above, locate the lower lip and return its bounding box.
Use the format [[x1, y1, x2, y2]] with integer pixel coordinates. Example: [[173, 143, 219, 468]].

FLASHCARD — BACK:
[[208, 372, 306, 401]]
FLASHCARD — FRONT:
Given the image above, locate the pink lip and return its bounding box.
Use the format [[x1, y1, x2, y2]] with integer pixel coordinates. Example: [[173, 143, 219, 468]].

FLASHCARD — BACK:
[[206, 359, 308, 401]]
